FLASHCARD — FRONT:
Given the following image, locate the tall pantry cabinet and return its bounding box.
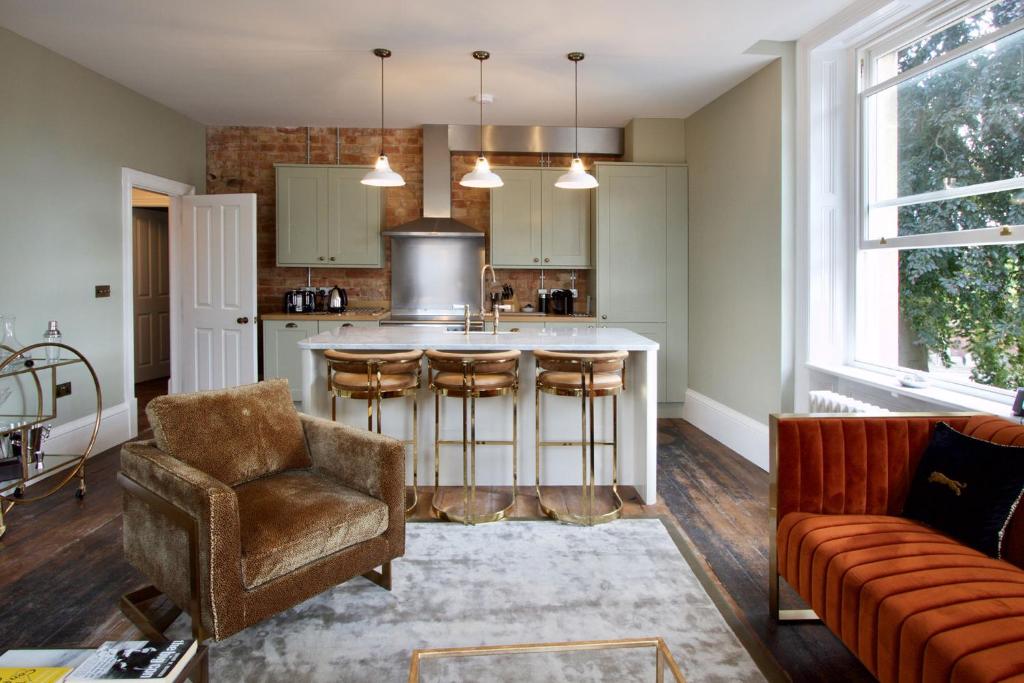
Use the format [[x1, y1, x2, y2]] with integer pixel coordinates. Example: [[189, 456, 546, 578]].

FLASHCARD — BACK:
[[594, 163, 687, 405]]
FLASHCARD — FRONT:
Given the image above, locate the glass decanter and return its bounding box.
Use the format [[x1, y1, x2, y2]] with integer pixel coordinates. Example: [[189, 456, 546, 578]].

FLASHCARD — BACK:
[[0, 316, 26, 359]]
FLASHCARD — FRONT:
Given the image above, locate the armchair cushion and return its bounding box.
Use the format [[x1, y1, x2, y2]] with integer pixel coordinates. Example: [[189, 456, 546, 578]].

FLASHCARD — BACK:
[[146, 379, 311, 486], [235, 470, 389, 589]]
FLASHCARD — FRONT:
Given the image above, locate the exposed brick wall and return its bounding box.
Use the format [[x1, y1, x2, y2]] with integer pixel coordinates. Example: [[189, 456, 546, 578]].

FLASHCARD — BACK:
[[206, 126, 614, 315]]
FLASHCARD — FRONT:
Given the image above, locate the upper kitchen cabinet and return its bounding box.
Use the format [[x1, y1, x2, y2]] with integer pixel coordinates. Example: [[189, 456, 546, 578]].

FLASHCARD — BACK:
[[490, 167, 591, 268], [275, 164, 383, 268], [490, 168, 542, 266]]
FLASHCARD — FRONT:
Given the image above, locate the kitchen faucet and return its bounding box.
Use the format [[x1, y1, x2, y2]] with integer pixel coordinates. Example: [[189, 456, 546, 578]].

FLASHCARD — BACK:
[[480, 264, 497, 317]]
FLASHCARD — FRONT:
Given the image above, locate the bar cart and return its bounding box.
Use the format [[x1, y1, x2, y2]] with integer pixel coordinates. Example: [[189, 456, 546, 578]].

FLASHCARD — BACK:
[[0, 342, 101, 538]]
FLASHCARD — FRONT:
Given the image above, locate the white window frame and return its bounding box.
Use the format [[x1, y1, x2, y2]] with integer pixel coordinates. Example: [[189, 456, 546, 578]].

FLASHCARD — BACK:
[[851, 2, 1024, 402]]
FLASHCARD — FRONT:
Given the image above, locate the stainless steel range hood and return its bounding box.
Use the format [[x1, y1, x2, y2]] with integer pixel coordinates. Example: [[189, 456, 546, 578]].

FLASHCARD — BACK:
[[381, 123, 623, 238]]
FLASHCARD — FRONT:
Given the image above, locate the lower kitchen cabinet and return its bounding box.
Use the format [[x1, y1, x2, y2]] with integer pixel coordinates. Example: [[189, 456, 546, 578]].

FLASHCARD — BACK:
[[613, 323, 668, 403], [263, 320, 318, 400], [262, 319, 380, 401]]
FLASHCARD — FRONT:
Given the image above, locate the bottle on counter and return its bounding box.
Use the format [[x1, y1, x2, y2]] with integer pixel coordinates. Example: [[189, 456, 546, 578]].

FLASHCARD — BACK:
[[537, 288, 549, 314]]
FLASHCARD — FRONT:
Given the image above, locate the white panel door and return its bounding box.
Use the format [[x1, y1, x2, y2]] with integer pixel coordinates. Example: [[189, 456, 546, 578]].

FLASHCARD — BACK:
[[179, 194, 257, 392], [133, 208, 171, 383]]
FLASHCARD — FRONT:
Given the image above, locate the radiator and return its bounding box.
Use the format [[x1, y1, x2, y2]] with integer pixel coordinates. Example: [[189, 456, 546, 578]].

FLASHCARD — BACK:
[[808, 390, 890, 414]]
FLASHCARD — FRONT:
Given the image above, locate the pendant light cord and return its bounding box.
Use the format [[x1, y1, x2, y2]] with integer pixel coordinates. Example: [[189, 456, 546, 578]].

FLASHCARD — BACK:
[[479, 57, 484, 158], [379, 54, 385, 156], [574, 58, 579, 158]]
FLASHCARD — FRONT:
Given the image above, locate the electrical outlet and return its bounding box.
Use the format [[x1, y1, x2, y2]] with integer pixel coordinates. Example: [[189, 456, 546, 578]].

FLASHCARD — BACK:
[[95, 285, 111, 298], [56, 382, 71, 398]]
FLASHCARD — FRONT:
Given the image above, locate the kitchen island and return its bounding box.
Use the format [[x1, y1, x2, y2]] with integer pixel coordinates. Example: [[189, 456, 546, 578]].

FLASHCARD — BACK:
[[298, 325, 660, 504]]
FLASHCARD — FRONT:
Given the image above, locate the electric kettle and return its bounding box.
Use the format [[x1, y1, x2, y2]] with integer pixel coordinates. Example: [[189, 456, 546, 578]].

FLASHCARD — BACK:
[[328, 286, 348, 313]]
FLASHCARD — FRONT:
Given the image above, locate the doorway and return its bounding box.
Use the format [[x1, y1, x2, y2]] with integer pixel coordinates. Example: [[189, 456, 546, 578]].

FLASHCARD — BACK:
[[121, 168, 195, 438], [131, 189, 171, 432]]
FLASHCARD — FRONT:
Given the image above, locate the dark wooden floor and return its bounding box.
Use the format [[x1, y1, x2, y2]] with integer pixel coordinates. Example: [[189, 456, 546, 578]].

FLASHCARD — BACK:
[[0, 419, 871, 681]]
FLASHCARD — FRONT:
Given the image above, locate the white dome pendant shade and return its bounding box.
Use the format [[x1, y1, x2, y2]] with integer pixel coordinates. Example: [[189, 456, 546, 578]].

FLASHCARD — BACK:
[[555, 157, 599, 189], [461, 156, 504, 188], [557, 52, 598, 190], [362, 48, 405, 188], [362, 154, 405, 187], [459, 51, 503, 189]]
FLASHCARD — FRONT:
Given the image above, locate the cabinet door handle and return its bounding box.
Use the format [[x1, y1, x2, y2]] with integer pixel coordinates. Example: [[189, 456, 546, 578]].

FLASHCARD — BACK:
[[601, 314, 608, 320], [533, 257, 540, 263], [329, 256, 336, 261], [285, 322, 298, 329], [237, 317, 250, 324], [544, 257, 550, 263], [318, 256, 325, 261], [342, 323, 354, 328]]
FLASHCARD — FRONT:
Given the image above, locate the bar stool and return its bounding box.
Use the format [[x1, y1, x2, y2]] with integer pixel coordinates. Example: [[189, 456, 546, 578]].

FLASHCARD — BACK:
[[426, 349, 520, 525], [534, 350, 629, 525], [325, 348, 423, 515]]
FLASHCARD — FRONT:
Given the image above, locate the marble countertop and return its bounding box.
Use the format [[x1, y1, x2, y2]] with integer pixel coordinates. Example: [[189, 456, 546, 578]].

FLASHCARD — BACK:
[[298, 325, 659, 351]]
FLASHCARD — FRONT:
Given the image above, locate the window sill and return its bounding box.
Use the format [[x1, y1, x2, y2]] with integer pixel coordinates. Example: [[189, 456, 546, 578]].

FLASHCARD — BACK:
[[807, 362, 1016, 418]]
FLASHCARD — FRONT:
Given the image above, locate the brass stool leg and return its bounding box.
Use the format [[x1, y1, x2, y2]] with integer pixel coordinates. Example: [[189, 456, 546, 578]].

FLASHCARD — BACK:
[[462, 369, 470, 526], [406, 394, 418, 516], [535, 382, 542, 507], [580, 368, 588, 522], [512, 388, 518, 504], [470, 389, 478, 524], [434, 392, 441, 490], [588, 363, 597, 525]]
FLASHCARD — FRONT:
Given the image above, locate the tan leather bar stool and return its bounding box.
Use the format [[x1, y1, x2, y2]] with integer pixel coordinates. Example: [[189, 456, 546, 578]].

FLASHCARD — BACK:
[[426, 349, 521, 525], [326, 348, 423, 515], [534, 349, 628, 525]]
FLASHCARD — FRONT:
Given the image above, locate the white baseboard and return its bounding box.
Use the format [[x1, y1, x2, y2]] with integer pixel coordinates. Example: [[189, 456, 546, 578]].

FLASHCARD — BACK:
[[46, 401, 132, 459], [681, 389, 769, 470]]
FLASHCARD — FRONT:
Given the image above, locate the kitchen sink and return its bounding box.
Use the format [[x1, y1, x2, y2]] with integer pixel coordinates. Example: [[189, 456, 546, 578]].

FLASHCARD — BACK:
[[442, 328, 520, 335]]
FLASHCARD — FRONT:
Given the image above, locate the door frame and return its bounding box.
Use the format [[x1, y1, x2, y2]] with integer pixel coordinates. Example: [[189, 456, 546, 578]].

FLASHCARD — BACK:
[[121, 168, 195, 438]]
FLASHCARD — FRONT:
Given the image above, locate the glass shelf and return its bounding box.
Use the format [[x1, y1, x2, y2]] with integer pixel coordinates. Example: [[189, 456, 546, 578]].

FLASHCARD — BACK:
[[0, 454, 80, 492], [0, 356, 83, 378], [0, 414, 56, 436]]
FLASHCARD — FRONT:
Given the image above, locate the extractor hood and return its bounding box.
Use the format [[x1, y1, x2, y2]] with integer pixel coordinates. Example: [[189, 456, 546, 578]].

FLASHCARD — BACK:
[[382, 125, 482, 238], [381, 123, 623, 238]]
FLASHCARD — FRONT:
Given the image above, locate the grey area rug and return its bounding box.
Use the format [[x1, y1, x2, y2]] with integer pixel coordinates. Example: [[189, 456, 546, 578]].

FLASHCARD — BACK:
[[176, 519, 766, 682]]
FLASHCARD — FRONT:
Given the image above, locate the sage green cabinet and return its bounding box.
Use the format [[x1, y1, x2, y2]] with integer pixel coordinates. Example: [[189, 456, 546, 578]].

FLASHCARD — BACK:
[[490, 168, 591, 268], [275, 165, 383, 268], [490, 169, 542, 266], [262, 319, 319, 400], [595, 163, 687, 404]]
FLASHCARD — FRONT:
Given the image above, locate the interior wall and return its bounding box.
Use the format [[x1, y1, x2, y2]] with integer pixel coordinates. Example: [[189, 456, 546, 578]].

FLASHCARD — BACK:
[[0, 27, 206, 423], [685, 59, 784, 425]]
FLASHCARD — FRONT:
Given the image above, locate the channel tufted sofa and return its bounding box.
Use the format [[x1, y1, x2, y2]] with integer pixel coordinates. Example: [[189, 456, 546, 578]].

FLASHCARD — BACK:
[[770, 413, 1024, 683]]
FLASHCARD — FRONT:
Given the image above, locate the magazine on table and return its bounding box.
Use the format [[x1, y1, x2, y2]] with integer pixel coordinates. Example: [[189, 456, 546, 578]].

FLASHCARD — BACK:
[[66, 641, 196, 682]]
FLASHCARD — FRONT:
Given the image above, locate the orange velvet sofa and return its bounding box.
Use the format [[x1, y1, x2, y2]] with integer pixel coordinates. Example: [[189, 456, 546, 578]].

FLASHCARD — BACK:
[[770, 413, 1024, 683]]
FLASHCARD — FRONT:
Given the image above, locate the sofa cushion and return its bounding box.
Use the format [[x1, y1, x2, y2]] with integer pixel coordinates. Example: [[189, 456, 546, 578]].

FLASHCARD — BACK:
[[146, 379, 311, 486], [903, 422, 1024, 558], [235, 470, 389, 589], [779, 512, 1024, 683]]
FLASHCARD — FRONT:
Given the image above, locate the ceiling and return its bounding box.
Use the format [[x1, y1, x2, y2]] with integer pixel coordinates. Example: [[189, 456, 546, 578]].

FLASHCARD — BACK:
[[0, 0, 854, 127]]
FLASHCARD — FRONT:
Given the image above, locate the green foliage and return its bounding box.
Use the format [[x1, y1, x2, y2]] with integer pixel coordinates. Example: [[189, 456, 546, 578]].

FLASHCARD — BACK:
[[895, 1, 1024, 389]]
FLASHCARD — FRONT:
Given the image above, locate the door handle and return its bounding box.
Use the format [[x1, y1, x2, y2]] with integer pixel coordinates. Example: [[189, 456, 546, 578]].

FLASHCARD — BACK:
[[544, 257, 550, 263], [285, 322, 298, 329], [342, 323, 354, 328], [329, 256, 336, 261], [533, 257, 540, 263], [237, 317, 250, 324], [318, 256, 325, 261], [601, 314, 607, 320]]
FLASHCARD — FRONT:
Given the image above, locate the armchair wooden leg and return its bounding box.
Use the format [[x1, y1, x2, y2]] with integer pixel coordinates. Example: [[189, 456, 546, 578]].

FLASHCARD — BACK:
[[121, 585, 208, 642], [362, 561, 392, 591]]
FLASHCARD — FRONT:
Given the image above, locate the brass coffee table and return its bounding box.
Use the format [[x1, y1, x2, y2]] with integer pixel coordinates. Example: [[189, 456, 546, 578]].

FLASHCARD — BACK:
[[408, 637, 686, 682]]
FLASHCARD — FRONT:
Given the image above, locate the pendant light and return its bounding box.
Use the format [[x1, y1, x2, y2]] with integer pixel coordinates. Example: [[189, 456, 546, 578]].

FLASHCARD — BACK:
[[459, 51, 504, 188], [361, 48, 405, 187], [555, 52, 599, 190]]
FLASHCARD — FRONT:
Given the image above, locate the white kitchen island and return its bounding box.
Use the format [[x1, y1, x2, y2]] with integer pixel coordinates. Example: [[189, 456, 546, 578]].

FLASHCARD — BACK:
[[298, 325, 660, 504]]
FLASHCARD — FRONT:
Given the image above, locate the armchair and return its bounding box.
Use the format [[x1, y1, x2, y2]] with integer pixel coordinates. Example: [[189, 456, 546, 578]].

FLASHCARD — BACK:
[[119, 379, 405, 641]]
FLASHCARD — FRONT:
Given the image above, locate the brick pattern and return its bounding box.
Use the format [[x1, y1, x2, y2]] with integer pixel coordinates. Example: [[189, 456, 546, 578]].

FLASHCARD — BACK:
[[206, 126, 614, 315]]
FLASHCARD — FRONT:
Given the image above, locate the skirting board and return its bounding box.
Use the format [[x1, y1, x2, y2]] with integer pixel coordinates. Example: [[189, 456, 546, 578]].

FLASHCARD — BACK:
[[681, 389, 769, 470], [21, 402, 132, 490]]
